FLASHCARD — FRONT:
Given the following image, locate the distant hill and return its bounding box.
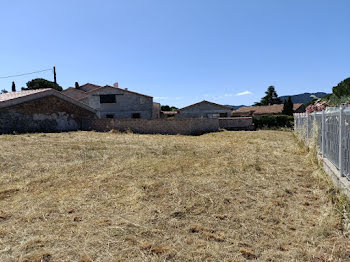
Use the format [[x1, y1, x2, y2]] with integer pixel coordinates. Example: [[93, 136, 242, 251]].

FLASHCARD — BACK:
[[225, 105, 246, 110], [279, 92, 329, 104]]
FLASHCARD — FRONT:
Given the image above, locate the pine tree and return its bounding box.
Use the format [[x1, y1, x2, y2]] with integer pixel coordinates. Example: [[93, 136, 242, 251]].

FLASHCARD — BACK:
[[256, 86, 281, 105]]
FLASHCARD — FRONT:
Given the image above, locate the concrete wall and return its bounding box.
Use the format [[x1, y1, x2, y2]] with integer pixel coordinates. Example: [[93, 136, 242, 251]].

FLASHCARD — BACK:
[[82, 118, 220, 135], [82, 117, 255, 135], [218, 117, 255, 130], [0, 96, 95, 134], [80, 87, 153, 119], [176, 103, 232, 118], [152, 102, 161, 119]]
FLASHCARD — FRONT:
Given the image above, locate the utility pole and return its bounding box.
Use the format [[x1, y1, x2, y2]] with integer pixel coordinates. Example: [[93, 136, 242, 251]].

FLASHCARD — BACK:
[[53, 66, 57, 84]]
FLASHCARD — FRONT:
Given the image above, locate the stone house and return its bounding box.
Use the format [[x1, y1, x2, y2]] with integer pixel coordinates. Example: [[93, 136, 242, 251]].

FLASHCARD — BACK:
[[232, 103, 305, 118], [0, 88, 96, 134], [176, 100, 233, 118], [63, 83, 156, 119]]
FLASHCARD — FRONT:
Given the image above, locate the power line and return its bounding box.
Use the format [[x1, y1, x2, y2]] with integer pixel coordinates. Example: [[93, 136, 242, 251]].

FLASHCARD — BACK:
[[0, 68, 53, 79]]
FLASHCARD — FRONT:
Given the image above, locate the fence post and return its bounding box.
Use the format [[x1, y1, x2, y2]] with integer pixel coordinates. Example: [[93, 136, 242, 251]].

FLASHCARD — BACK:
[[339, 104, 345, 177], [306, 113, 309, 140], [321, 110, 325, 157]]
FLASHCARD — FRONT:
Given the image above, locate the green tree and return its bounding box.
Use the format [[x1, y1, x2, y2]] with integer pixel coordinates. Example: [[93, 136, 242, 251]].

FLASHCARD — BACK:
[[0, 89, 8, 94], [332, 77, 350, 97], [22, 78, 62, 91], [282, 96, 294, 115], [256, 86, 281, 105], [161, 105, 171, 111], [12, 81, 16, 92], [161, 105, 178, 111]]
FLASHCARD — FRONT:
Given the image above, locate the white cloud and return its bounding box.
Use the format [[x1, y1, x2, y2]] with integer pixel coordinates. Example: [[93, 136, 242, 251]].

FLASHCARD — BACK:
[[236, 91, 252, 96], [154, 96, 169, 100]]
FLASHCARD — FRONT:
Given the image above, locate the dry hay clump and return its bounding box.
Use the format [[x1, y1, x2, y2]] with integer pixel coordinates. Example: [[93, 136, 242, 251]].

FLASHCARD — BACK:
[[0, 130, 349, 261]]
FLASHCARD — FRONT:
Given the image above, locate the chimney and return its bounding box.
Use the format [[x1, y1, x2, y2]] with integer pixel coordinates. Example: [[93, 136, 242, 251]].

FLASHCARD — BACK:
[[12, 81, 16, 92], [75, 82, 80, 89], [113, 82, 119, 88], [125, 88, 128, 91]]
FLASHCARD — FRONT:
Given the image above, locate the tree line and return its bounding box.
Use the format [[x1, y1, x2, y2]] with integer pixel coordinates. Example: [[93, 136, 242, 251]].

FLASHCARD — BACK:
[[255, 85, 294, 115]]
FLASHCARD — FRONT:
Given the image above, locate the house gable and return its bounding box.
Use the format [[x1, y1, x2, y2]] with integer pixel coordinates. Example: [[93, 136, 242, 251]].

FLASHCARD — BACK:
[[0, 94, 96, 134]]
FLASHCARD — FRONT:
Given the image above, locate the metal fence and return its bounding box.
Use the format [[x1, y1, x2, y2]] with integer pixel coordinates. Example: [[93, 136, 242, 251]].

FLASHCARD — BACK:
[[294, 105, 350, 181]]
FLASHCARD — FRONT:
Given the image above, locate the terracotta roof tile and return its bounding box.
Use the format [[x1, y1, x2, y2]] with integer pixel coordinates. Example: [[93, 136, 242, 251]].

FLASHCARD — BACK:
[[0, 88, 96, 113], [0, 89, 51, 102], [161, 111, 178, 115], [62, 88, 87, 100], [233, 104, 304, 116], [77, 85, 153, 100]]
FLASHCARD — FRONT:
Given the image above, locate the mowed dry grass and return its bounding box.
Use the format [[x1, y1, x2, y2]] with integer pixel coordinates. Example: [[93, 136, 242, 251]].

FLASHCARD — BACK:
[[0, 130, 349, 262]]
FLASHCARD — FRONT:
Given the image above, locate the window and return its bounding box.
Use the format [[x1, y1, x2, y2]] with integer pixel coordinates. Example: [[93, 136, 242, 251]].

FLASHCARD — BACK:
[[219, 113, 228, 117], [132, 113, 141, 119], [139, 97, 145, 104], [106, 114, 114, 119], [100, 95, 116, 103]]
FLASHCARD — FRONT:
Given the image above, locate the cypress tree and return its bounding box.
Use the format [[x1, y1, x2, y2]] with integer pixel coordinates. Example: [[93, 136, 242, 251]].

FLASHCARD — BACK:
[[12, 81, 16, 92], [282, 96, 294, 115]]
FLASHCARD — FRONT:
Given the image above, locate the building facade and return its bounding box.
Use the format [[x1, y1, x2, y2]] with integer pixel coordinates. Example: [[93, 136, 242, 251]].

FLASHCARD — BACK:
[[63, 83, 154, 119], [176, 100, 233, 118]]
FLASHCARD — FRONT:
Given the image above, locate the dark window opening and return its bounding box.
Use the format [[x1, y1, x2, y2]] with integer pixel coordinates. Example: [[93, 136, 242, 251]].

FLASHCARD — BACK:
[[132, 113, 141, 119], [100, 95, 116, 103], [106, 114, 114, 119], [220, 113, 228, 117]]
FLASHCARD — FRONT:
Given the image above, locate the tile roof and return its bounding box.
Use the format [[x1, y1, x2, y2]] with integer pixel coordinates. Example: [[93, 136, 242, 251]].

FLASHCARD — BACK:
[[0, 88, 96, 113], [161, 111, 178, 115], [79, 83, 101, 92], [233, 104, 304, 115], [0, 89, 51, 102], [62, 88, 87, 100], [178, 100, 234, 111], [63, 84, 153, 101]]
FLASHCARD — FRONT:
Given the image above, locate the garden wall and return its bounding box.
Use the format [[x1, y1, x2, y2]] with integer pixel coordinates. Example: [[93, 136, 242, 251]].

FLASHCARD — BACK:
[[82, 118, 220, 135], [82, 117, 254, 135], [218, 117, 255, 131]]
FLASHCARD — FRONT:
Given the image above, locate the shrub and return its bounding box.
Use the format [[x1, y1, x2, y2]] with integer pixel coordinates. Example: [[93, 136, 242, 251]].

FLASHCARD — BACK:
[[253, 115, 294, 129]]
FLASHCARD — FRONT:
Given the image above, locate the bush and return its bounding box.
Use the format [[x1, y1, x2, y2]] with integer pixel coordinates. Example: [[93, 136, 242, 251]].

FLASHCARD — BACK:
[[253, 115, 294, 129]]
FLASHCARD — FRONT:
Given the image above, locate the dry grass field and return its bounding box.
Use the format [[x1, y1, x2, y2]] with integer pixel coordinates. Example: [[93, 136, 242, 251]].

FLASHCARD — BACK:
[[0, 130, 349, 261]]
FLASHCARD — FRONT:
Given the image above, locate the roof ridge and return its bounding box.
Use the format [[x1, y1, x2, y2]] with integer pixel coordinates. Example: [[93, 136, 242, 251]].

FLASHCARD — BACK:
[[77, 85, 152, 100], [179, 100, 233, 111]]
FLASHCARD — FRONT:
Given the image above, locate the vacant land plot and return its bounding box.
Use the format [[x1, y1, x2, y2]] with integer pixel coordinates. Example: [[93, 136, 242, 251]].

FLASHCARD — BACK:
[[0, 131, 349, 261]]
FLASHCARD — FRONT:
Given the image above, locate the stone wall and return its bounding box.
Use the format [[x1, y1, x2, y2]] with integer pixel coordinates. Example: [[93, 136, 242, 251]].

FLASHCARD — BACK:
[[82, 118, 220, 135], [0, 96, 95, 134], [82, 117, 255, 135], [218, 117, 255, 131]]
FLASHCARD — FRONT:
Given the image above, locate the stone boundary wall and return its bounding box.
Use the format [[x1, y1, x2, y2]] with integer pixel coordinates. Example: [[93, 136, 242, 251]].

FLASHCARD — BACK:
[[82, 118, 220, 135], [82, 117, 255, 135], [218, 117, 255, 131]]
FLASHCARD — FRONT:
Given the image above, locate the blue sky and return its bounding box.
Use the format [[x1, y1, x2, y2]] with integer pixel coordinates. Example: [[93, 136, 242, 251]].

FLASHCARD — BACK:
[[1, 0, 349, 107]]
